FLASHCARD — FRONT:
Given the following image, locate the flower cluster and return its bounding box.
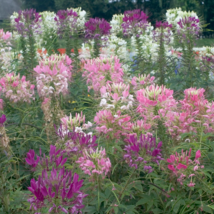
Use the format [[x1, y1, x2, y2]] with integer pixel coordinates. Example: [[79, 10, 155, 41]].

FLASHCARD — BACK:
[[100, 35, 128, 60], [0, 29, 12, 41], [176, 17, 200, 43], [14, 9, 42, 37], [166, 8, 198, 28], [56, 128, 97, 155], [85, 18, 111, 39], [167, 149, 203, 187], [131, 74, 155, 90], [94, 109, 132, 139], [76, 147, 111, 178], [99, 83, 134, 112], [0, 73, 35, 103], [153, 21, 173, 45], [121, 9, 149, 36], [54, 9, 79, 37], [130, 33, 159, 61], [28, 167, 87, 213], [137, 85, 176, 123], [124, 134, 163, 172], [110, 14, 124, 35], [61, 112, 87, 132], [26, 145, 67, 171], [163, 88, 214, 139], [82, 56, 124, 93], [70, 7, 87, 31], [34, 54, 72, 98]]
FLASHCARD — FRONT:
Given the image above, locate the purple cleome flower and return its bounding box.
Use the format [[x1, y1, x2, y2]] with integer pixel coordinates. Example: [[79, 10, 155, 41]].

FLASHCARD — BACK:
[[124, 134, 163, 173], [176, 17, 200, 43], [56, 125, 97, 155], [25, 145, 67, 171], [155, 21, 172, 29], [85, 18, 111, 39], [15, 9, 42, 37], [153, 21, 172, 45], [28, 167, 87, 213], [54, 9, 79, 37], [121, 9, 149, 36]]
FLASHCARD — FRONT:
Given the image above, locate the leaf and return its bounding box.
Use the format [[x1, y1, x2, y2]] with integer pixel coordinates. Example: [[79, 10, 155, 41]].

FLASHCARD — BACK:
[[203, 205, 213, 213], [152, 208, 163, 214], [136, 196, 153, 206], [83, 206, 97, 213], [173, 199, 181, 213], [208, 205, 214, 210]]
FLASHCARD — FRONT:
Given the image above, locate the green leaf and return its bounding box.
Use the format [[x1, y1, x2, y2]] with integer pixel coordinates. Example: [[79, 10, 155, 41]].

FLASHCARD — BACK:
[[208, 205, 214, 210], [173, 199, 181, 213], [203, 205, 213, 213]]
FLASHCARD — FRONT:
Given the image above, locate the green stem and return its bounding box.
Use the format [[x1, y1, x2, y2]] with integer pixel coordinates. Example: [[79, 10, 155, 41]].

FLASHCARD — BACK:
[[118, 169, 135, 202]]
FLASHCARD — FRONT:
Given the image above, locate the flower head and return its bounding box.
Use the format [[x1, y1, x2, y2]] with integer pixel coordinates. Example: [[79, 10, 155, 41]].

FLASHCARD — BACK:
[[85, 18, 111, 39], [124, 134, 163, 172], [28, 167, 87, 213], [76, 147, 111, 178]]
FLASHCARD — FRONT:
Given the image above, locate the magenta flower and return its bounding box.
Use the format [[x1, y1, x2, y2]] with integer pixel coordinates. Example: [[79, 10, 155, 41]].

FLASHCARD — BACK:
[[85, 18, 111, 39], [14, 9, 42, 37], [25, 145, 67, 171], [122, 9, 149, 36], [0, 114, 6, 126], [155, 21, 172, 29], [56, 126, 97, 155], [195, 150, 201, 159], [25, 150, 40, 169], [123, 134, 163, 172], [28, 167, 87, 213], [153, 21, 173, 44]]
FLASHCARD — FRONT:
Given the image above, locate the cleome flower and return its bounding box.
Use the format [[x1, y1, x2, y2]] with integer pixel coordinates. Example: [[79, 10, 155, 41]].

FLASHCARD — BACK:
[[34, 54, 72, 99], [28, 167, 87, 213], [0, 73, 35, 103], [124, 134, 163, 172], [76, 147, 111, 178], [167, 149, 203, 187]]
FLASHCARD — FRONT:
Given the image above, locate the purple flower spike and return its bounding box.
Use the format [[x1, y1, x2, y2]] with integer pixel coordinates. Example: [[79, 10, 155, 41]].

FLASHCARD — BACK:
[[122, 9, 149, 36], [14, 9, 42, 37], [0, 114, 6, 126], [54, 9, 79, 36], [176, 16, 200, 43], [124, 134, 163, 172], [28, 167, 87, 213], [85, 18, 111, 39]]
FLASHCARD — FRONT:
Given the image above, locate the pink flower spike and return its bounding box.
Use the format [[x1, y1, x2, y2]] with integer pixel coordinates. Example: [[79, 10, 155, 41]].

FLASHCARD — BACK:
[[195, 150, 201, 159]]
